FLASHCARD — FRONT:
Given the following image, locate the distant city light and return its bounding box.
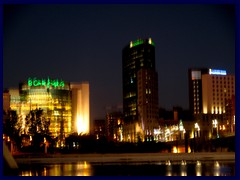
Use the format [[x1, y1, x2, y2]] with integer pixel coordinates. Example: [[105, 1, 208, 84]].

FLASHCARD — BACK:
[[212, 119, 218, 128], [179, 120, 184, 131], [209, 69, 227, 75], [148, 38, 155, 46], [194, 123, 200, 131], [154, 129, 160, 135]]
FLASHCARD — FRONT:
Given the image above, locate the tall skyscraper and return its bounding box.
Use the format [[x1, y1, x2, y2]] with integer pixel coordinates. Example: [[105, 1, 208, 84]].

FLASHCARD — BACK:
[[122, 38, 159, 142]]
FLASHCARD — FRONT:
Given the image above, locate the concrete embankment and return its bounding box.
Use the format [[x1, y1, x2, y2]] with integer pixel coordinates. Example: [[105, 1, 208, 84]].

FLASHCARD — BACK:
[[3, 143, 18, 169], [14, 152, 235, 165]]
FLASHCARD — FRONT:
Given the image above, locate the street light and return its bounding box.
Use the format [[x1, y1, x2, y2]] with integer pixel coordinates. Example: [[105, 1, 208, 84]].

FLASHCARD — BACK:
[[194, 123, 200, 138], [212, 119, 218, 128], [212, 119, 219, 138]]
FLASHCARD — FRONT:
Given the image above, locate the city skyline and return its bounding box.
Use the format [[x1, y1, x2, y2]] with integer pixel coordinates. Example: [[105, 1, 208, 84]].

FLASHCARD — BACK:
[[4, 4, 235, 122]]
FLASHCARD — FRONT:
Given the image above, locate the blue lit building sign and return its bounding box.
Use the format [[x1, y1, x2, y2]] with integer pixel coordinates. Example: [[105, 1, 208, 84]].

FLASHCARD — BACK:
[[209, 69, 227, 75]]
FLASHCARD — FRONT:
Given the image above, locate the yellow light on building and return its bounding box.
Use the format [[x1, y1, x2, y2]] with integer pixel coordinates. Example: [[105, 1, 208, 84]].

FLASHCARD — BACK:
[[212, 119, 218, 128], [172, 146, 177, 153], [223, 125, 226, 130], [148, 38, 152, 44], [130, 41, 133, 48], [7, 79, 90, 141], [203, 105, 207, 114], [71, 83, 90, 135], [194, 123, 200, 131]]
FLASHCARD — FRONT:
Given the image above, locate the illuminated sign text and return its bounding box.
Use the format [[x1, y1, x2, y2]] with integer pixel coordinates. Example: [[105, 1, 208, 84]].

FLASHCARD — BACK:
[[130, 38, 155, 48], [209, 69, 227, 75], [28, 77, 65, 88]]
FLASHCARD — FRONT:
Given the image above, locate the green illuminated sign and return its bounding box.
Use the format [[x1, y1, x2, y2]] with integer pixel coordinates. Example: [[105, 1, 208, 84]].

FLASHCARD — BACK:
[[151, 41, 155, 46], [132, 39, 144, 47], [130, 39, 155, 48], [28, 77, 65, 88]]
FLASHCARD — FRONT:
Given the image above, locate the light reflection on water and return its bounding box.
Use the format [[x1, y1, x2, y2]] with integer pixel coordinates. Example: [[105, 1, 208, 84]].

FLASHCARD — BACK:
[[20, 161, 93, 176], [17, 160, 234, 176], [195, 160, 202, 176]]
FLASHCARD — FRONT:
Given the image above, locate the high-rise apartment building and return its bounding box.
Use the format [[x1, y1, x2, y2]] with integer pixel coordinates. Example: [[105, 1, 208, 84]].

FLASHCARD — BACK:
[[122, 38, 159, 142], [202, 69, 235, 134], [189, 68, 235, 138], [202, 69, 235, 115]]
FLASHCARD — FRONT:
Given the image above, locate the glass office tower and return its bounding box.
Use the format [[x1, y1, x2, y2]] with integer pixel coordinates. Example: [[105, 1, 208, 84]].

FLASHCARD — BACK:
[[6, 77, 90, 147], [19, 78, 72, 141]]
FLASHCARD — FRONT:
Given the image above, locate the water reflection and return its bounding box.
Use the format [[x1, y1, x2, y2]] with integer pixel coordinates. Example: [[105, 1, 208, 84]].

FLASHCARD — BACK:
[[20, 161, 93, 176], [165, 160, 172, 176], [17, 160, 234, 176], [180, 160, 187, 176], [195, 160, 202, 176], [214, 161, 220, 176]]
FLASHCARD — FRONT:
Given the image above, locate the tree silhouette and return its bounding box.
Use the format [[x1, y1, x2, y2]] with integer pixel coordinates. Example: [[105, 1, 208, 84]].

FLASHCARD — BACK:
[[3, 110, 22, 150], [25, 108, 51, 152]]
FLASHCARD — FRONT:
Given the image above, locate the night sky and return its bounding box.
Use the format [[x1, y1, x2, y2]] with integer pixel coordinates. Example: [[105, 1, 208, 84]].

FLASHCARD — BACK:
[[3, 4, 235, 123]]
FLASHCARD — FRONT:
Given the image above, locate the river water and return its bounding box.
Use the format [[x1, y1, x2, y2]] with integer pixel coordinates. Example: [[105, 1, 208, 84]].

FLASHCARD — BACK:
[[5, 160, 235, 176]]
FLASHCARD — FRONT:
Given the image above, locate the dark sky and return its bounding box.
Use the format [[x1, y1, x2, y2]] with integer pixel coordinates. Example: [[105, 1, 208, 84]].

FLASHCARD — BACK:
[[3, 4, 235, 122]]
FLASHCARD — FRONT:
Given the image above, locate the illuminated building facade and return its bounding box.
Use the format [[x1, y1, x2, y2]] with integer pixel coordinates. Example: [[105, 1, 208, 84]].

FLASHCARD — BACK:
[[122, 38, 159, 142], [137, 68, 159, 141], [70, 82, 90, 135], [202, 69, 235, 115], [6, 78, 90, 144], [202, 69, 235, 136], [189, 68, 235, 139], [106, 111, 124, 142]]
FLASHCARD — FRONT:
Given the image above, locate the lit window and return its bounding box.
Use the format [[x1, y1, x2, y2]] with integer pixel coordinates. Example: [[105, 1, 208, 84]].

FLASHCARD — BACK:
[[130, 78, 133, 83]]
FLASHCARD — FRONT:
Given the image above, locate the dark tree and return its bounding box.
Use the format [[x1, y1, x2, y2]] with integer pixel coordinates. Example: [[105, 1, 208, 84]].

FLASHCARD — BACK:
[[3, 110, 22, 150], [25, 108, 51, 151]]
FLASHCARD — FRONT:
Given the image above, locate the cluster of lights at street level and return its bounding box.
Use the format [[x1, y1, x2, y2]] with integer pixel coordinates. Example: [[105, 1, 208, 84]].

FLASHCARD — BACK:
[[179, 120, 184, 131], [152, 122, 187, 142], [219, 125, 226, 130], [194, 123, 200, 131], [212, 119, 218, 128]]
